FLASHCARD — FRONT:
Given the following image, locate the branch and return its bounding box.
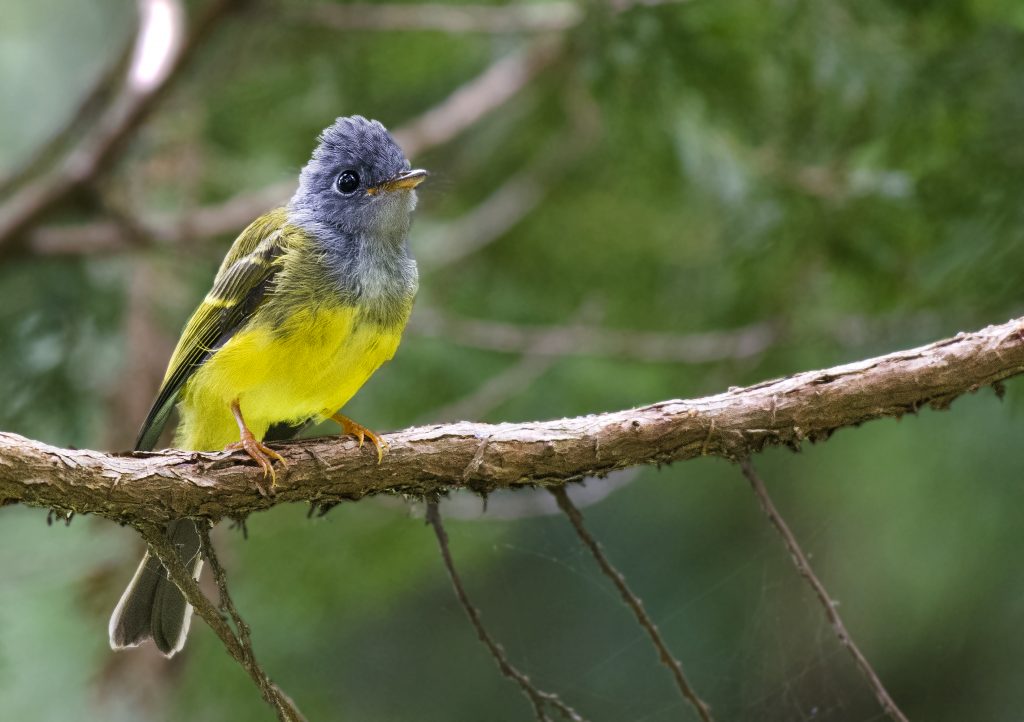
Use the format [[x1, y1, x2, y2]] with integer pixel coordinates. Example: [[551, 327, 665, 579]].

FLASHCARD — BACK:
[[14, 0, 700, 257], [410, 308, 778, 364], [0, 36, 133, 196], [1, 316, 1022, 523], [302, 2, 583, 34], [25, 180, 295, 256], [426, 502, 585, 722], [408, 309, 948, 366], [738, 459, 909, 722], [550, 487, 714, 721], [24, 40, 563, 256], [198, 526, 255, 664], [298, 0, 692, 35], [0, 0, 241, 254], [418, 82, 601, 271], [139, 522, 306, 721]]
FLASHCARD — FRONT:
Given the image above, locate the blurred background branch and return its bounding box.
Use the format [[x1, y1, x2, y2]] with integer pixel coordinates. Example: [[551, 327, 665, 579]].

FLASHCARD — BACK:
[[0, 0, 242, 255], [411, 307, 778, 364], [18, 38, 564, 257], [299, 2, 584, 34]]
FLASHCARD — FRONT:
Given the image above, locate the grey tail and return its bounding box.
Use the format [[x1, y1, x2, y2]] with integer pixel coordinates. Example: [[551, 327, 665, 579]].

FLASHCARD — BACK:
[[109, 519, 203, 657]]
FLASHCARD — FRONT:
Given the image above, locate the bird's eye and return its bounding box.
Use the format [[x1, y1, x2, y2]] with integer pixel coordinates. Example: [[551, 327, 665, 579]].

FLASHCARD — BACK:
[[335, 170, 360, 194]]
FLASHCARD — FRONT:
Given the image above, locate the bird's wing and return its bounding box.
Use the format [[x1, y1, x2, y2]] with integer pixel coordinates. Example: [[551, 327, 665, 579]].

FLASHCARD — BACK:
[[135, 208, 294, 451]]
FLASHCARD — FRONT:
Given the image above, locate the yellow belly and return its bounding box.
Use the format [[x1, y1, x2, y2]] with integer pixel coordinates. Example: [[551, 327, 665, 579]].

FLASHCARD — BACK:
[[176, 305, 404, 451]]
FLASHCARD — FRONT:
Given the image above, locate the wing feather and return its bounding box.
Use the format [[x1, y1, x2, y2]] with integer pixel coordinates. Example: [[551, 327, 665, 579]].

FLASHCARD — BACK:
[[134, 209, 292, 451]]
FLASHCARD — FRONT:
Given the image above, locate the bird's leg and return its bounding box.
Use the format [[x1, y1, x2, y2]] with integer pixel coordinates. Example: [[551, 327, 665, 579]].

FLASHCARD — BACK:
[[225, 399, 288, 496], [330, 413, 385, 464]]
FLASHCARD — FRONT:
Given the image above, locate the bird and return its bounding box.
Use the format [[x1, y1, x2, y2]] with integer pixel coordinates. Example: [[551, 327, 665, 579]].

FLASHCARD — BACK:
[[108, 115, 427, 656]]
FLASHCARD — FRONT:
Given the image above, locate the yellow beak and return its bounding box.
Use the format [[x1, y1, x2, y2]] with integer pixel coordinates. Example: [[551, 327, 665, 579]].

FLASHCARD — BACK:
[[368, 169, 429, 195]]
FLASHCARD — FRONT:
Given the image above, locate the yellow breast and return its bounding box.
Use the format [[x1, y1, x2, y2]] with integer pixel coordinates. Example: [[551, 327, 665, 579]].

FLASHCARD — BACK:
[[176, 304, 405, 451]]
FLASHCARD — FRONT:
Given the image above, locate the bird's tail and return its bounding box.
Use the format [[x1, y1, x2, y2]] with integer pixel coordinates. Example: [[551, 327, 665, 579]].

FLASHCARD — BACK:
[[108, 519, 203, 657]]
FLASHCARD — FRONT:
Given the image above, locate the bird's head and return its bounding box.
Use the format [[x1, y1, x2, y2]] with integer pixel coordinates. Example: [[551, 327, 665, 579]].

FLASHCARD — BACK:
[[290, 116, 427, 239]]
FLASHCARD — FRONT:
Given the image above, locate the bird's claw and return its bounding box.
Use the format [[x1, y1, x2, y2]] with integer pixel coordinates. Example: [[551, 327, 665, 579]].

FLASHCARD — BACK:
[[332, 414, 386, 464], [226, 438, 288, 496]]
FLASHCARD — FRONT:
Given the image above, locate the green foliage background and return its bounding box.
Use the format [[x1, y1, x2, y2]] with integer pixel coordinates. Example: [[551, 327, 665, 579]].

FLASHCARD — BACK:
[[2, 0, 1024, 720]]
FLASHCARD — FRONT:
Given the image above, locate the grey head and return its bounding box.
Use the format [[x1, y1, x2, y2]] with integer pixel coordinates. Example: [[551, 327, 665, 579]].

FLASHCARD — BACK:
[[289, 115, 427, 241], [288, 116, 427, 320]]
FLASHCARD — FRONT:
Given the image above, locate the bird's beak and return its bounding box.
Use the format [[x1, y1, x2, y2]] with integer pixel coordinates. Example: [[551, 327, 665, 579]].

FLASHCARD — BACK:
[[368, 168, 429, 195]]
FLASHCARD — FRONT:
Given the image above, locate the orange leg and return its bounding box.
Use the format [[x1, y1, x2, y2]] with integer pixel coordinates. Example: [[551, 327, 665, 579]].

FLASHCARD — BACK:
[[226, 399, 288, 495], [331, 413, 385, 464]]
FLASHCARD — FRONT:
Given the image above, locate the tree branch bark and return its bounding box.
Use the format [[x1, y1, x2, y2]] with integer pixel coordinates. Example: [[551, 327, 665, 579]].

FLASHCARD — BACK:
[[1, 316, 1022, 524]]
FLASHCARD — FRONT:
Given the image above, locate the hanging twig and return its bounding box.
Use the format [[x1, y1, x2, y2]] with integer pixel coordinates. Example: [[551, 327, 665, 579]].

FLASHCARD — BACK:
[[425, 501, 586, 722], [138, 522, 307, 722], [198, 526, 255, 653], [737, 458, 909, 722], [549, 486, 715, 722]]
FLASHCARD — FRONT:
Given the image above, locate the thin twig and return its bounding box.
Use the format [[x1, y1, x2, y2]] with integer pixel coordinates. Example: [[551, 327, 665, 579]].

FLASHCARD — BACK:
[[550, 486, 715, 722], [425, 501, 586, 722], [139, 522, 306, 722], [738, 458, 910, 722], [198, 526, 255, 654]]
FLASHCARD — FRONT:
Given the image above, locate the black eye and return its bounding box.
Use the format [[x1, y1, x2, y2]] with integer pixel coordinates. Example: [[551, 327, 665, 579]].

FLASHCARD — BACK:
[[335, 170, 360, 194]]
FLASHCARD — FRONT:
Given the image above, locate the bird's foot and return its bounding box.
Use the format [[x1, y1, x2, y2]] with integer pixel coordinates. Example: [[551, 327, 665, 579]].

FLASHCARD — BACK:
[[225, 434, 288, 496], [228, 399, 287, 496], [331, 413, 386, 464]]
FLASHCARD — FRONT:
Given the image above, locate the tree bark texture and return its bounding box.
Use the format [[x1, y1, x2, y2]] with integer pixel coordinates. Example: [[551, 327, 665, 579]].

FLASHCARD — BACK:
[[1, 316, 1022, 524]]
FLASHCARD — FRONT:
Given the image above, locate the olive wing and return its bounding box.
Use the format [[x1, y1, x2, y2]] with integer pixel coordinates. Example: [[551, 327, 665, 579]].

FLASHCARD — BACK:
[[134, 210, 292, 451]]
